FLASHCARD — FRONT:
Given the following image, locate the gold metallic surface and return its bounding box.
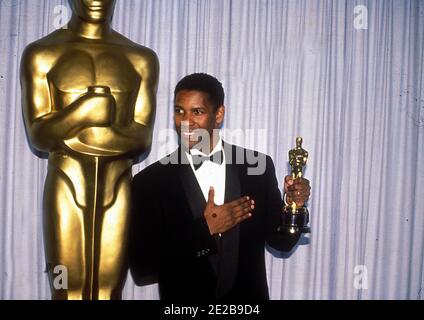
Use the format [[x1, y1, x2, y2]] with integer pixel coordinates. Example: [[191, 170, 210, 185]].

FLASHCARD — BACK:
[[288, 137, 309, 211], [281, 137, 310, 234], [289, 137, 309, 180], [20, 0, 159, 299]]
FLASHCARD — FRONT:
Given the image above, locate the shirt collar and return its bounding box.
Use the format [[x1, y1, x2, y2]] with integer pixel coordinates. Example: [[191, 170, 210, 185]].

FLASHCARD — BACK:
[[189, 136, 223, 157]]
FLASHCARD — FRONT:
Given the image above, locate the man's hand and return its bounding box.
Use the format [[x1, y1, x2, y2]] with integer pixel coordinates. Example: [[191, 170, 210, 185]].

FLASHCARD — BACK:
[[284, 176, 311, 207], [204, 187, 254, 235]]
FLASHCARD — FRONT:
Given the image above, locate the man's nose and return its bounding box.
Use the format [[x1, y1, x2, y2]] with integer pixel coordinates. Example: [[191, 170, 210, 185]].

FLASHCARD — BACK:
[[180, 120, 192, 132], [181, 114, 194, 126]]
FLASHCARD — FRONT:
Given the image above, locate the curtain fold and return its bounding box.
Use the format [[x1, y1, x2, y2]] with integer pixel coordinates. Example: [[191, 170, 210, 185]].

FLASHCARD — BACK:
[[0, 0, 423, 300]]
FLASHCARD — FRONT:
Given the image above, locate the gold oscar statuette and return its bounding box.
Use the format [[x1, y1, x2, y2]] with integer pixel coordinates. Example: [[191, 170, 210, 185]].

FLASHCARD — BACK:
[[280, 137, 310, 234], [20, 0, 159, 299]]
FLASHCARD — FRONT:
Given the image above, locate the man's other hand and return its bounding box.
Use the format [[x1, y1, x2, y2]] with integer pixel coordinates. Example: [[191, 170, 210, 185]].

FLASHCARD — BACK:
[[284, 176, 311, 207], [204, 187, 254, 235]]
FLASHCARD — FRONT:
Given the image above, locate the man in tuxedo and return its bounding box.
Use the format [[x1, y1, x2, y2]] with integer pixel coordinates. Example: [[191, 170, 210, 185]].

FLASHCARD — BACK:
[[129, 73, 311, 300]]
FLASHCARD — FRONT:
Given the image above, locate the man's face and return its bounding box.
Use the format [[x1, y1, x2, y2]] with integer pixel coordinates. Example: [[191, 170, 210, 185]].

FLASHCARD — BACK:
[[174, 90, 224, 151], [70, 0, 116, 23]]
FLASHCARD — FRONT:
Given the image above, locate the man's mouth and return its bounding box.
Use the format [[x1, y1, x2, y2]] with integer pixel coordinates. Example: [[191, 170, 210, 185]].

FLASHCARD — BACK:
[[182, 131, 195, 137]]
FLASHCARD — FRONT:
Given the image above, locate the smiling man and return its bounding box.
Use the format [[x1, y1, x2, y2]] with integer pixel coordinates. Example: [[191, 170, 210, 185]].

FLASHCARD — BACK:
[[129, 73, 310, 300]]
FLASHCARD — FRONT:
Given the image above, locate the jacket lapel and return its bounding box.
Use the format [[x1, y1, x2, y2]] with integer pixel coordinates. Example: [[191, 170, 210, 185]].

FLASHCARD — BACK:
[[177, 143, 242, 298], [178, 147, 206, 220], [177, 146, 221, 277], [215, 142, 241, 298], [223, 142, 241, 202]]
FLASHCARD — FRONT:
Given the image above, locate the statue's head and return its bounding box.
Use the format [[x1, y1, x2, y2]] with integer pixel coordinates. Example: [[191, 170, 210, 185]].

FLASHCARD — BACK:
[[69, 0, 116, 23], [295, 137, 303, 149]]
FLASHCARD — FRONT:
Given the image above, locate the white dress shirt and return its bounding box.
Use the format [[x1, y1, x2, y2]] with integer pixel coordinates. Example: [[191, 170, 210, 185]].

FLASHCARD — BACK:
[[186, 138, 226, 205]]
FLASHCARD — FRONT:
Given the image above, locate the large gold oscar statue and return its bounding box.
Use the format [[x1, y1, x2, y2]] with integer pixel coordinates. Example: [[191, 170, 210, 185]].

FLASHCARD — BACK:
[[20, 0, 159, 299]]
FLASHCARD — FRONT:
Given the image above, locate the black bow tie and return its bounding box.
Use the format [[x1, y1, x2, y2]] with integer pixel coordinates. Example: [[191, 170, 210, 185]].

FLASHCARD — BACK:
[[191, 150, 224, 170]]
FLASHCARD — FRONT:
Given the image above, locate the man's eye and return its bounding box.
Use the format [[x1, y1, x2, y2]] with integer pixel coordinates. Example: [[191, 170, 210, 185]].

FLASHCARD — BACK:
[[193, 109, 204, 115], [175, 108, 184, 115]]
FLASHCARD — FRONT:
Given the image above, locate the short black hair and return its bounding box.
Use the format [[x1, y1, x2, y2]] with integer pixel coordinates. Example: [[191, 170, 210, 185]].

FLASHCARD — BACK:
[[174, 73, 225, 111]]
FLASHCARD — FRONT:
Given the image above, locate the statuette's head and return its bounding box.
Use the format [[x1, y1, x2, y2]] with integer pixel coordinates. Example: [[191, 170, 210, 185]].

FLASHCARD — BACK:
[[296, 136, 303, 149], [69, 0, 116, 23], [289, 136, 308, 178]]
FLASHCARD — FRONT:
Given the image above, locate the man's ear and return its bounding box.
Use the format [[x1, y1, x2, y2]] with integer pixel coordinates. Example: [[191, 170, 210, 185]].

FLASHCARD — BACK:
[[215, 105, 225, 128]]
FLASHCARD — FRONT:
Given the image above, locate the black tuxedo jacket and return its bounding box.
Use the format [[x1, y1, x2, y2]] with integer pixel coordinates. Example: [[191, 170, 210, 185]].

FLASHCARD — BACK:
[[129, 143, 300, 300]]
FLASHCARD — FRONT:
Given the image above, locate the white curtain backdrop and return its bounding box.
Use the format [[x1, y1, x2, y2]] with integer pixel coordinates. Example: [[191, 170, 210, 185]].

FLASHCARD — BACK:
[[0, 0, 423, 300]]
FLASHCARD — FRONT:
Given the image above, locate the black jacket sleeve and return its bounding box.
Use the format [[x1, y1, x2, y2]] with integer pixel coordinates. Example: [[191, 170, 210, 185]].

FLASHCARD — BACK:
[[129, 173, 160, 286], [264, 156, 301, 252]]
